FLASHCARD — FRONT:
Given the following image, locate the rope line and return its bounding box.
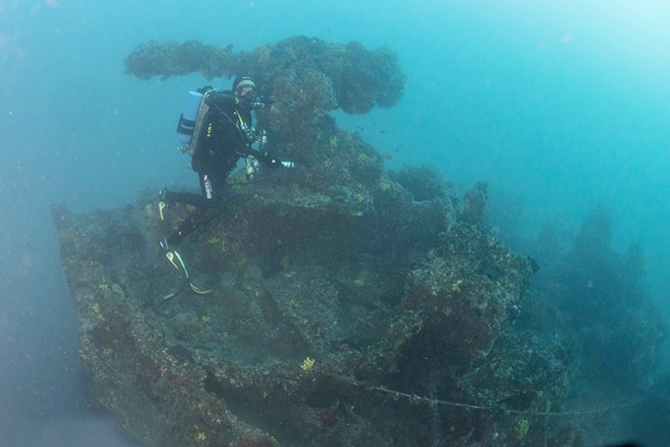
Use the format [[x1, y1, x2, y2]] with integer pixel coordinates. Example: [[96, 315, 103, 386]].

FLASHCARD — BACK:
[[343, 378, 643, 417]]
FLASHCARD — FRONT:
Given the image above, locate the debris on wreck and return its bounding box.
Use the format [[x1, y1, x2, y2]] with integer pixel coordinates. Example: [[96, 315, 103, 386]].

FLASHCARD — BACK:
[[52, 37, 666, 447]]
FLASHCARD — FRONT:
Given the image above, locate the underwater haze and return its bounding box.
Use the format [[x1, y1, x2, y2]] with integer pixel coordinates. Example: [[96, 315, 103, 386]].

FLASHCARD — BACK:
[[1, 0, 669, 445]]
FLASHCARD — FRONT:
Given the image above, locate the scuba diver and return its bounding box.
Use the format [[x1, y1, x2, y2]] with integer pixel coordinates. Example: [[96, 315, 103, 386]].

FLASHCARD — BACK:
[[159, 76, 290, 251]]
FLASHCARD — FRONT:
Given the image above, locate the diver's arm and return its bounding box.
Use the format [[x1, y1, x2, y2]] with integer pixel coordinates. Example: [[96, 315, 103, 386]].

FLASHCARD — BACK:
[[234, 146, 255, 158], [238, 148, 293, 169], [205, 92, 240, 108]]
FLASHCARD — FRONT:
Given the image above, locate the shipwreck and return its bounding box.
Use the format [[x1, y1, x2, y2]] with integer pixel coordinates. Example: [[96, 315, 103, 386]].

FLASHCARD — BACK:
[[53, 36, 666, 447]]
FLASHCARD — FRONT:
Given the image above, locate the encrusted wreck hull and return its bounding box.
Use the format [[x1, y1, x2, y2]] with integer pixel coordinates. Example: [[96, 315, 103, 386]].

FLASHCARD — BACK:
[[51, 36, 595, 447], [53, 172, 582, 446]]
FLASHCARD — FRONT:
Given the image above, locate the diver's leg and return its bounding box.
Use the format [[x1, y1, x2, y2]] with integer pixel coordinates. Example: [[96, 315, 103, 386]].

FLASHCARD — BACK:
[[162, 172, 225, 248]]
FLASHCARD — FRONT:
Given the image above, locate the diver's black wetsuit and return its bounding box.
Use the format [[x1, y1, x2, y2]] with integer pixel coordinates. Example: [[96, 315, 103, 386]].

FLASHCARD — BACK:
[[162, 90, 267, 246]]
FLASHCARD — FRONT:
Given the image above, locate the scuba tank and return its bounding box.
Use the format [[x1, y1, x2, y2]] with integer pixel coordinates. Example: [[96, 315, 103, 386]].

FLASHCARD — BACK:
[[176, 91, 204, 145], [176, 88, 217, 156]]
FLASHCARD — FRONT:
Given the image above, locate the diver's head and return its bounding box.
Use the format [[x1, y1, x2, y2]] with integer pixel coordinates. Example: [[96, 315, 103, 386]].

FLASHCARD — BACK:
[[233, 76, 257, 99]]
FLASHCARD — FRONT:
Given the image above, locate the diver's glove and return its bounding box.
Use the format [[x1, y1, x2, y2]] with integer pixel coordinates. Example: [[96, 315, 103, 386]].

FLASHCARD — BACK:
[[260, 151, 293, 169], [238, 96, 264, 110], [260, 151, 281, 168]]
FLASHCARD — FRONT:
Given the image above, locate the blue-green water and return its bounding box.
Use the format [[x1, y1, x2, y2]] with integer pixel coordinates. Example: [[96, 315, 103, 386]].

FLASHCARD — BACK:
[[1, 1, 668, 445]]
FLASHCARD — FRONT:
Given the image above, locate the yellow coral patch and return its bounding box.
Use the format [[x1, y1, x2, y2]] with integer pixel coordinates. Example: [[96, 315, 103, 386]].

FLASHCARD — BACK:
[[514, 418, 529, 440], [256, 45, 271, 63], [379, 179, 391, 191], [300, 357, 315, 371], [145, 203, 155, 218]]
